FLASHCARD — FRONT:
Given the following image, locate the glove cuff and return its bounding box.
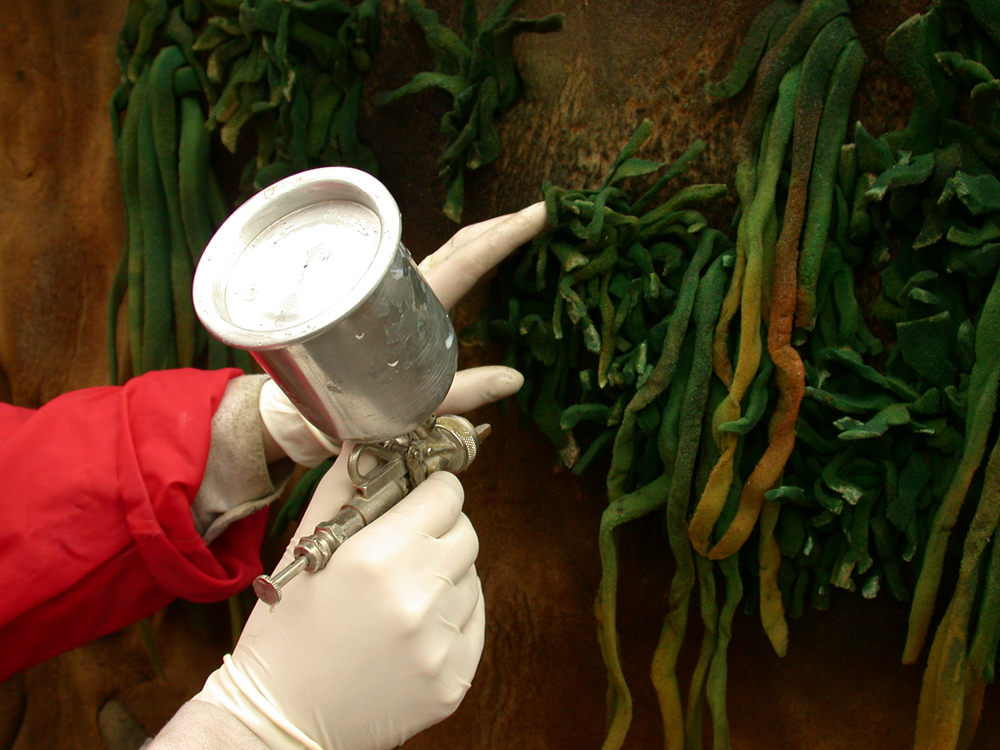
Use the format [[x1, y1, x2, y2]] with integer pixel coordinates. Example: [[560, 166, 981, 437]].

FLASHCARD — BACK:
[[194, 655, 322, 750], [259, 379, 341, 468]]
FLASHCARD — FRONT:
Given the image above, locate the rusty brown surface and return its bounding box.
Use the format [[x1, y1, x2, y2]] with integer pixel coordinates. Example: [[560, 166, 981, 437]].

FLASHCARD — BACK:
[[0, 0, 126, 408], [0, 0, 997, 748]]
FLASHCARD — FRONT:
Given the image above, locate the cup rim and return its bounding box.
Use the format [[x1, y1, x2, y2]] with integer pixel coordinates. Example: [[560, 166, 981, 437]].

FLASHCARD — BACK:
[[192, 167, 401, 351]]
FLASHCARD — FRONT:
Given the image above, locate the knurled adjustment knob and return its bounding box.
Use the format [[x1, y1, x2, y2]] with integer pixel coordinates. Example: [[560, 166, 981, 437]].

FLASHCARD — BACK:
[[433, 414, 481, 469]]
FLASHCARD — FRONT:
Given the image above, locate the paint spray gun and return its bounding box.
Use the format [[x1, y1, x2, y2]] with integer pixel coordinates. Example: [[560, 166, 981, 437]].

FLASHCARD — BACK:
[[192, 167, 489, 606]]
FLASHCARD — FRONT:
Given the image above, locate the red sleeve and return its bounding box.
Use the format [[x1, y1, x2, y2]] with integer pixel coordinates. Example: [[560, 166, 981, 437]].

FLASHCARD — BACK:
[[0, 367, 269, 681]]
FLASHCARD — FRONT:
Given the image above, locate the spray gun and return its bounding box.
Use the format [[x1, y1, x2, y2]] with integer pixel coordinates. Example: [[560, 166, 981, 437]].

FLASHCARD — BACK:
[[253, 415, 489, 605], [192, 167, 489, 606]]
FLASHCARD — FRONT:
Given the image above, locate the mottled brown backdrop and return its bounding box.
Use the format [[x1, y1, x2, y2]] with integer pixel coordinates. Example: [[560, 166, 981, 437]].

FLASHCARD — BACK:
[[0, 1, 995, 748]]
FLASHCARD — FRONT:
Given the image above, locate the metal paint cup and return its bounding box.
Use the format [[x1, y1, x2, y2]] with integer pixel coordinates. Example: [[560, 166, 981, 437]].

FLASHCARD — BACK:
[[192, 167, 457, 443]]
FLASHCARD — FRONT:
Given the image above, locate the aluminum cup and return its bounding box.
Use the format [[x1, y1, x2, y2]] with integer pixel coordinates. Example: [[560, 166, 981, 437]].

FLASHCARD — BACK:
[[192, 167, 457, 443]]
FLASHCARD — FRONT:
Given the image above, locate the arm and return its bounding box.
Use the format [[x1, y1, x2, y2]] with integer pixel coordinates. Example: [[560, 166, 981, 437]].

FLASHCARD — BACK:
[[0, 367, 263, 682]]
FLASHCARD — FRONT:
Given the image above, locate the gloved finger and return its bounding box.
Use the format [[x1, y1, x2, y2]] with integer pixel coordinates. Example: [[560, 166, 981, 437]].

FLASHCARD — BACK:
[[420, 214, 513, 271], [433, 511, 479, 585], [420, 202, 547, 311], [463, 574, 485, 638], [436, 565, 482, 634], [280, 447, 358, 563], [381, 470, 466, 539], [440, 588, 486, 707], [438, 365, 523, 415]]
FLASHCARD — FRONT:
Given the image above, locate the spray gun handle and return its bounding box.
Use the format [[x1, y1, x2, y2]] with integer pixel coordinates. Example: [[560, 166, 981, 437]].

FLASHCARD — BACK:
[[253, 416, 490, 606]]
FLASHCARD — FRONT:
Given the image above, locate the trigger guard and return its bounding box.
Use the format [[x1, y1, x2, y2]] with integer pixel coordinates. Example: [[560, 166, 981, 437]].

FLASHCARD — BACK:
[[347, 443, 401, 487]]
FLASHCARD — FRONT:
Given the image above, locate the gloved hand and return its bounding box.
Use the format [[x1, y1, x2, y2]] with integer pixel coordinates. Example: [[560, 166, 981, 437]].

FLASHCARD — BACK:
[[187, 202, 548, 750], [196, 467, 479, 750], [256, 200, 547, 468]]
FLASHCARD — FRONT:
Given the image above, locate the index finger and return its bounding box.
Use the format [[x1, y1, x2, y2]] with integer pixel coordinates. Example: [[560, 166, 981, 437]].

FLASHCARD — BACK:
[[380, 470, 466, 540], [420, 202, 548, 310]]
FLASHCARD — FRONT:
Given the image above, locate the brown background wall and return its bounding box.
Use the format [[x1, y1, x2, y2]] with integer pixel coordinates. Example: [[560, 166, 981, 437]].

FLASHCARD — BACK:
[[1, 0, 996, 748]]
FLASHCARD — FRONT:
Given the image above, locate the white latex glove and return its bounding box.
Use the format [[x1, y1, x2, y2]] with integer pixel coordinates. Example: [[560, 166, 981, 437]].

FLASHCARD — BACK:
[[258, 379, 342, 468], [418, 201, 547, 312], [257, 201, 548, 468], [195, 466, 480, 750]]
